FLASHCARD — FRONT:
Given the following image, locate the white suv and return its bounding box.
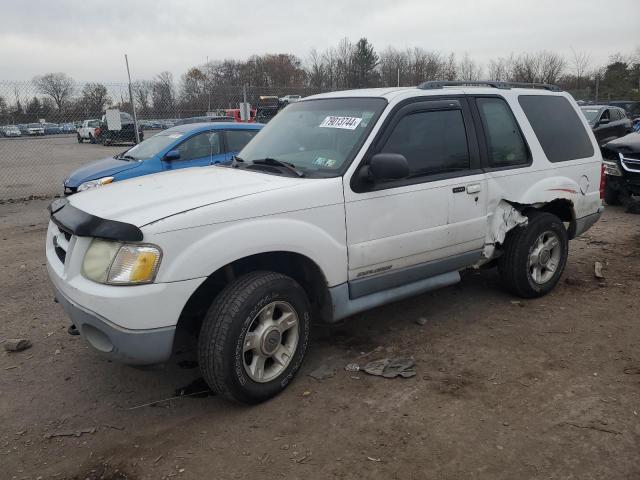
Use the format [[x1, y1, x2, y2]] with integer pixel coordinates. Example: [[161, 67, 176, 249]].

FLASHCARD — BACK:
[[47, 81, 604, 403]]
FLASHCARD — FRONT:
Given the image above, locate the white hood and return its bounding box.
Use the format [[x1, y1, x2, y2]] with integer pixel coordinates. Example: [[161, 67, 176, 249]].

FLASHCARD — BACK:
[[69, 166, 304, 227]]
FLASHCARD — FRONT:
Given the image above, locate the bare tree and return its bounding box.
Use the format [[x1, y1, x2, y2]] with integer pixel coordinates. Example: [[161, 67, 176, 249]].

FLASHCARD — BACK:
[[132, 80, 153, 115], [538, 51, 566, 84], [570, 48, 591, 81], [457, 53, 482, 81], [80, 82, 111, 115], [33, 73, 75, 111], [306, 48, 326, 89], [152, 72, 175, 118]]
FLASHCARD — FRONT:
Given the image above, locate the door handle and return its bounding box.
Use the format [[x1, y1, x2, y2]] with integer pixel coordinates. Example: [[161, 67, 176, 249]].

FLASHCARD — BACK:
[[466, 184, 481, 194]]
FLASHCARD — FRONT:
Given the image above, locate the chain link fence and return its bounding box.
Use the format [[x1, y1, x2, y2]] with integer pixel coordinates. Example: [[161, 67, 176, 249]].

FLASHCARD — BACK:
[[0, 80, 634, 201], [0, 81, 327, 201]]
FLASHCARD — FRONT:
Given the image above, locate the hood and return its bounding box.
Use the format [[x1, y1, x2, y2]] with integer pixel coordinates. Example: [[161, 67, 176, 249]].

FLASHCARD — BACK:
[[604, 132, 640, 154], [65, 156, 143, 187], [68, 166, 304, 227]]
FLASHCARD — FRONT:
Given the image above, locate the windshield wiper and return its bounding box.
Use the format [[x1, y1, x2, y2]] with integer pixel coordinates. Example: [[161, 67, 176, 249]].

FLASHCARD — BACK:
[[115, 153, 137, 161], [230, 155, 245, 168], [250, 158, 305, 177]]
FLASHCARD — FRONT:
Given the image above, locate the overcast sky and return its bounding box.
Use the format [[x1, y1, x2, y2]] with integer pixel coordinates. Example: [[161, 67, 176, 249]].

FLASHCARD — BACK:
[[1, 0, 638, 83]]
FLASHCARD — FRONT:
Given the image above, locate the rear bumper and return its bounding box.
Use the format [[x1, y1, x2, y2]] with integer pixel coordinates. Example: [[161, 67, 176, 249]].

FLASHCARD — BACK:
[[52, 284, 176, 365]]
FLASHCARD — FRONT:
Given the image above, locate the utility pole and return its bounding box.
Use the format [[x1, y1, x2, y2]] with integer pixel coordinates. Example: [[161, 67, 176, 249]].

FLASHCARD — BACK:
[[207, 56, 211, 114], [125, 54, 140, 144], [397, 68, 400, 87]]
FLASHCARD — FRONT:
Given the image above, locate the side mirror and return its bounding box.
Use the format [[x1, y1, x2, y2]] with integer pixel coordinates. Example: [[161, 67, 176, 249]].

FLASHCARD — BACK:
[[164, 149, 181, 161], [598, 117, 610, 125], [367, 153, 410, 182]]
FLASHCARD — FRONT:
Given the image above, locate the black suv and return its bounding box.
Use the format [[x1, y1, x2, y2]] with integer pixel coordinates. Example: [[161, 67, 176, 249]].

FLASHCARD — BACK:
[[96, 112, 143, 146], [580, 105, 633, 146], [602, 132, 640, 205]]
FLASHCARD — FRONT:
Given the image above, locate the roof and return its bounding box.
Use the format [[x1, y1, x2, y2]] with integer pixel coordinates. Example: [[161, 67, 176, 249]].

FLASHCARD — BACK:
[[163, 122, 263, 134], [304, 85, 565, 103]]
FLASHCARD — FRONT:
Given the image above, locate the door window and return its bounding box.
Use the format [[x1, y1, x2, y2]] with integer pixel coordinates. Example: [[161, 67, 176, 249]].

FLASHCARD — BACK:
[[226, 129, 258, 152], [476, 97, 529, 167], [380, 109, 470, 178], [176, 131, 221, 161]]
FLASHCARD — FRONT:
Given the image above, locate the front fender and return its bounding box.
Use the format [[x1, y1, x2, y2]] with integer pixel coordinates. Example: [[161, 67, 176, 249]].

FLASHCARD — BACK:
[[153, 206, 347, 287]]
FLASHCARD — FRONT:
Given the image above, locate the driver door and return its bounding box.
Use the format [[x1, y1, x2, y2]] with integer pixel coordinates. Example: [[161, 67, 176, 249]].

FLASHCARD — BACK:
[[344, 98, 487, 298]]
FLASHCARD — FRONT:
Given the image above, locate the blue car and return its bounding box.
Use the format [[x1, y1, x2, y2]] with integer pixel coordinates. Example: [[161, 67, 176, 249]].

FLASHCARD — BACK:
[[64, 122, 263, 194]]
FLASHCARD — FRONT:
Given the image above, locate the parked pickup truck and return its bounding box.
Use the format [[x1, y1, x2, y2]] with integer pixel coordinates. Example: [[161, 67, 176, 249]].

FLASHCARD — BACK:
[[77, 119, 101, 143], [47, 81, 604, 404]]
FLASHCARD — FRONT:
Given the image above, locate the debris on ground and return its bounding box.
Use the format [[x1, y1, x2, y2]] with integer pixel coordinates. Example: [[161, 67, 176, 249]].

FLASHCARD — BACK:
[[344, 363, 360, 372], [308, 364, 336, 380], [362, 357, 416, 378], [175, 377, 212, 398], [594, 261, 605, 279], [45, 427, 96, 439], [415, 317, 428, 326], [3, 338, 32, 352]]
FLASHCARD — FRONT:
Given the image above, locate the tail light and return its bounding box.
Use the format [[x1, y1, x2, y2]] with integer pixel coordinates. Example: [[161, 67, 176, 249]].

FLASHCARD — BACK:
[[599, 162, 606, 199], [95, 127, 101, 137]]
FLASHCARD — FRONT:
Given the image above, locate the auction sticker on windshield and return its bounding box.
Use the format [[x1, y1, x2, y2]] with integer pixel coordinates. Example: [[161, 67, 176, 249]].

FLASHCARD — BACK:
[[319, 116, 362, 130]]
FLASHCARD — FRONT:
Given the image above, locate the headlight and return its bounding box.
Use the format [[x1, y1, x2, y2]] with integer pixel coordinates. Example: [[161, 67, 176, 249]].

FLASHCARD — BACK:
[[604, 159, 622, 177], [82, 239, 162, 285], [77, 177, 114, 192]]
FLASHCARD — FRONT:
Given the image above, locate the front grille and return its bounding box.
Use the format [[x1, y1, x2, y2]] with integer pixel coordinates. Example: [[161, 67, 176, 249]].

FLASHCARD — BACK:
[[621, 156, 640, 173], [51, 224, 72, 266]]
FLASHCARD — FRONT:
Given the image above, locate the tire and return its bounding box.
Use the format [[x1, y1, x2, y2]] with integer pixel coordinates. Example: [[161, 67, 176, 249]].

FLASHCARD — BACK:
[[77, 134, 83, 143], [89, 134, 96, 144], [198, 271, 311, 404], [498, 210, 568, 298], [604, 182, 621, 206]]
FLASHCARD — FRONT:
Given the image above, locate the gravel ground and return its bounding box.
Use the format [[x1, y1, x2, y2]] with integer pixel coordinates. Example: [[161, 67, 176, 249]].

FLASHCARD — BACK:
[[0, 134, 159, 200], [1, 199, 639, 480]]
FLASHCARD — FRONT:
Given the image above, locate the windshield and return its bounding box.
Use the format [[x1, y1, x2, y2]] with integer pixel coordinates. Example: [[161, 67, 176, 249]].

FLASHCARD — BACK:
[[238, 97, 386, 176], [123, 132, 183, 160], [580, 108, 601, 122]]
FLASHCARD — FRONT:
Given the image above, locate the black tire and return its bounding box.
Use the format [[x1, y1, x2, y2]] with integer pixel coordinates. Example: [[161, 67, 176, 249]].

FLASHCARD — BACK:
[[604, 182, 621, 206], [198, 271, 311, 404], [498, 210, 568, 298], [77, 135, 83, 143], [89, 134, 96, 144]]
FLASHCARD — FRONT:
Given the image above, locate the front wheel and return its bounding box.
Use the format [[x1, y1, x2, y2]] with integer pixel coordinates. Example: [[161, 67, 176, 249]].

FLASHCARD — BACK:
[[198, 271, 311, 404], [77, 135, 83, 143], [498, 211, 568, 298]]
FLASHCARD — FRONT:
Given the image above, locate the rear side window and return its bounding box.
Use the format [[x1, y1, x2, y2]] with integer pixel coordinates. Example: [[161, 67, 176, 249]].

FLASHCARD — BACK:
[[476, 98, 528, 167], [518, 95, 594, 162], [381, 109, 469, 177], [226, 129, 258, 152]]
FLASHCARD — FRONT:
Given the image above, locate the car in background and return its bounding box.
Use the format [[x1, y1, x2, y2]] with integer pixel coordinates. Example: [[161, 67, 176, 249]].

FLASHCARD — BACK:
[[279, 94, 301, 105], [77, 119, 101, 143], [173, 115, 233, 126], [256, 95, 280, 123], [608, 101, 640, 120], [43, 123, 63, 135], [60, 123, 76, 134], [1, 125, 22, 137], [95, 111, 144, 146], [25, 123, 45, 136], [63, 122, 263, 194], [602, 132, 640, 205], [580, 105, 633, 146], [225, 108, 257, 123]]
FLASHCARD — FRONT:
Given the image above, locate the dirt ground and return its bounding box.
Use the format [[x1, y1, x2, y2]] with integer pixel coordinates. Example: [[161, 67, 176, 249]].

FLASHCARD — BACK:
[[1, 199, 639, 480]]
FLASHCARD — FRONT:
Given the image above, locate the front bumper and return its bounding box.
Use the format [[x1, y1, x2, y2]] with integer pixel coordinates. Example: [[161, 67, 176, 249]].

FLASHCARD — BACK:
[[52, 284, 176, 365]]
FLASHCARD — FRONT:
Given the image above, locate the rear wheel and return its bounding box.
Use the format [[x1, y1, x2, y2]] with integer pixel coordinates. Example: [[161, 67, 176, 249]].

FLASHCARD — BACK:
[[77, 134, 83, 143], [198, 271, 311, 404], [89, 134, 96, 144], [499, 211, 568, 298]]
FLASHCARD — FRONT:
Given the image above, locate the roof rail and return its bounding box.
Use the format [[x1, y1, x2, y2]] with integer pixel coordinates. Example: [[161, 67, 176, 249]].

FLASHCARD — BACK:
[[417, 80, 562, 92]]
